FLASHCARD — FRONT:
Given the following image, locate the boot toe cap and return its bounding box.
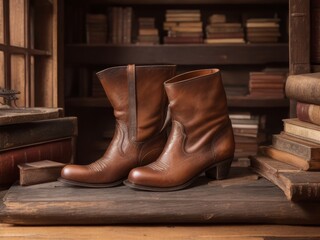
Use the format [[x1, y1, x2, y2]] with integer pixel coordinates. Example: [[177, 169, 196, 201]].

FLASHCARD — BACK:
[[128, 167, 165, 187], [60, 164, 87, 182]]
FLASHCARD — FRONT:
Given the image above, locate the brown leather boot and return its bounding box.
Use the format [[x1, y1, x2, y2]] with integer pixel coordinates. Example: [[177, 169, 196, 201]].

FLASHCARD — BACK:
[[59, 64, 176, 187], [124, 69, 235, 191]]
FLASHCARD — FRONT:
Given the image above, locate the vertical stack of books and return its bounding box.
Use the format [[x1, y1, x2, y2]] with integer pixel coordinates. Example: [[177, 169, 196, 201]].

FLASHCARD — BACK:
[[136, 18, 159, 45], [311, 0, 320, 63], [86, 14, 108, 44], [251, 72, 320, 201], [0, 113, 77, 186], [248, 71, 287, 99], [246, 18, 281, 43], [163, 9, 203, 44], [230, 112, 264, 163], [205, 14, 245, 44], [110, 7, 132, 44]]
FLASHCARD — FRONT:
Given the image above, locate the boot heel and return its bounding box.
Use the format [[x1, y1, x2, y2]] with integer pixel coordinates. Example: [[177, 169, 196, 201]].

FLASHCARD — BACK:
[[205, 158, 233, 180]]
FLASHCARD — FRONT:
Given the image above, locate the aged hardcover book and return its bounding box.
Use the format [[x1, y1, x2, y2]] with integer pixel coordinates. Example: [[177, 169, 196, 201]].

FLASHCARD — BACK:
[[18, 160, 66, 186], [285, 72, 320, 105], [259, 146, 320, 170], [0, 138, 73, 186], [204, 38, 245, 44], [250, 155, 320, 201], [273, 133, 320, 161], [0, 107, 62, 126], [283, 118, 320, 144], [0, 117, 77, 151], [296, 102, 320, 126]]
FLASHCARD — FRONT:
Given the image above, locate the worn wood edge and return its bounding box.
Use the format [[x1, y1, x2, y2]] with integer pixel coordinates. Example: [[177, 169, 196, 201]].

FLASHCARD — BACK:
[[2, 196, 320, 225], [1, 225, 320, 240]]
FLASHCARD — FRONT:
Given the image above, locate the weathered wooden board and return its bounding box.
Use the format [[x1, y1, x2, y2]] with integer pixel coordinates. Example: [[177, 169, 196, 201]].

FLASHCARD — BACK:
[[1, 168, 320, 225]]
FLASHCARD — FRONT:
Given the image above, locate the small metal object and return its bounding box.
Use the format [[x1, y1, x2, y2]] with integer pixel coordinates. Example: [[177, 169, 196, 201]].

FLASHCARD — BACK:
[[0, 88, 20, 107]]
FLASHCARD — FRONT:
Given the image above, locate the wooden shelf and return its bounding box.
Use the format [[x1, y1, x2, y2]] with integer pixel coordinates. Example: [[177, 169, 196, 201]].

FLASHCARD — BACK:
[[65, 43, 288, 66], [84, 0, 288, 5], [65, 96, 289, 108]]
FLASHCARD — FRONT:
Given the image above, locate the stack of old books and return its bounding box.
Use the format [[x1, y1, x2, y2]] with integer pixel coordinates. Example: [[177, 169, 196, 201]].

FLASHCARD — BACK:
[[136, 18, 159, 45], [248, 71, 287, 98], [205, 14, 245, 44], [163, 9, 203, 44], [246, 18, 281, 43], [0, 109, 77, 186], [86, 14, 108, 44], [109, 7, 132, 44], [251, 72, 320, 201], [230, 112, 265, 163]]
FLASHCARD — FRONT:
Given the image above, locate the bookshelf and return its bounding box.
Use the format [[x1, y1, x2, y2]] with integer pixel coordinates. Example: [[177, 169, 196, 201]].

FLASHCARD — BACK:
[[62, 0, 290, 164]]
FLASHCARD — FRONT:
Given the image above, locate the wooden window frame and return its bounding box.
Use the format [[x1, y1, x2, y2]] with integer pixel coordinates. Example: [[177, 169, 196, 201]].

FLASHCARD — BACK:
[[0, 0, 60, 107]]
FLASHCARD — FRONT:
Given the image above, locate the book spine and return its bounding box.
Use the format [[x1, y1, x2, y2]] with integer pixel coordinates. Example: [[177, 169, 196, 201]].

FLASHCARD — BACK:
[[291, 183, 320, 201], [285, 74, 320, 105], [272, 134, 313, 160], [0, 138, 73, 186], [0, 117, 78, 151], [297, 102, 320, 126], [259, 146, 311, 170], [284, 121, 320, 144]]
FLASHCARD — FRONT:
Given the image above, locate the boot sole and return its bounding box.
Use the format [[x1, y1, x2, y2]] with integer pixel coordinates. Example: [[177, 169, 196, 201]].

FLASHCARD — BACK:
[[57, 177, 124, 188], [123, 157, 233, 192]]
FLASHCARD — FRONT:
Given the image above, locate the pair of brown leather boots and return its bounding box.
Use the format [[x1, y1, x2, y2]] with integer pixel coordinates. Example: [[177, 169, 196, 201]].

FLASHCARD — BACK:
[[59, 64, 235, 191]]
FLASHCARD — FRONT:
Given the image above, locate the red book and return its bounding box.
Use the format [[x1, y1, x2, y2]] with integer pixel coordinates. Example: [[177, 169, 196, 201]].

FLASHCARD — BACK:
[[297, 102, 320, 126], [0, 138, 73, 186]]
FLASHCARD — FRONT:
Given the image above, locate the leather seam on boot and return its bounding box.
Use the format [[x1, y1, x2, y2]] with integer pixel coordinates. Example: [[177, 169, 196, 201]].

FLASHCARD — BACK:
[[127, 64, 137, 142]]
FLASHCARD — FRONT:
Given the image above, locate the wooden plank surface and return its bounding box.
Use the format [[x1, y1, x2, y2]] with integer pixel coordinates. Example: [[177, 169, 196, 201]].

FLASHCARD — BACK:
[[1, 224, 320, 240], [1, 167, 320, 225]]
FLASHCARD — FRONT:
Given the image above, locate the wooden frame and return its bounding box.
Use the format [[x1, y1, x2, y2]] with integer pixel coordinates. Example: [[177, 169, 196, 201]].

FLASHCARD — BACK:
[[288, 0, 310, 116], [0, 0, 59, 107]]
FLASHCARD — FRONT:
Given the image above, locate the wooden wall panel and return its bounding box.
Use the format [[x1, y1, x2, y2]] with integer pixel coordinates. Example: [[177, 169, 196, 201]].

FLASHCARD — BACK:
[[9, 0, 25, 47], [289, 0, 310, 117], [0, 51, 4, 88], [34, 57, 53, 107], [11, 54, 26, 107], [0, 0, 3, 44]]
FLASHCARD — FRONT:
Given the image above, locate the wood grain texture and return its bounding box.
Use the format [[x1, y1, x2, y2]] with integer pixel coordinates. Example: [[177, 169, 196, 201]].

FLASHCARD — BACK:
[[1, 225, 320, 240], [9, 0, 25, 47], [1, 167, 320, 225], [0, 0, 3, 44], [10, 55, 25, 107]]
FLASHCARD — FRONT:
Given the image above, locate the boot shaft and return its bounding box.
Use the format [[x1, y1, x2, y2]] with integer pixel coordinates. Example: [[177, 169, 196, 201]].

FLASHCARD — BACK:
[[97, 65, 176, 142], [164, 69, 231, 152]]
